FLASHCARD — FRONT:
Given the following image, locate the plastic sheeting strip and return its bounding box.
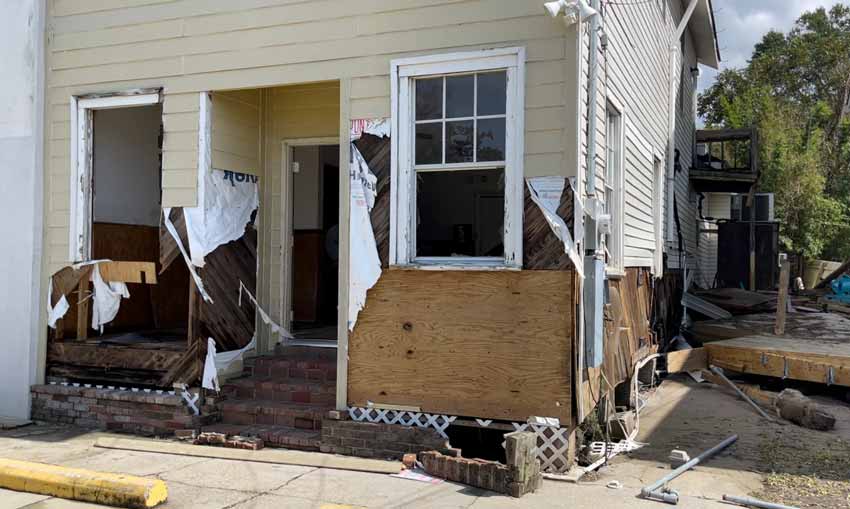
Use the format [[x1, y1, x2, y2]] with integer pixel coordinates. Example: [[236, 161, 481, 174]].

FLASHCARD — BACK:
[[238, 281, 294, 341], [526, 177, 584, 278], [162, 207, 213, 303], [202, 336, 259, 391], [46, 279, 70, 329]]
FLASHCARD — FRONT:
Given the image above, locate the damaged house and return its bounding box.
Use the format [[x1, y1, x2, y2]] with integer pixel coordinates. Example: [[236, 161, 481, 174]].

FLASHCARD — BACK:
[[3, 0, 720, 473]]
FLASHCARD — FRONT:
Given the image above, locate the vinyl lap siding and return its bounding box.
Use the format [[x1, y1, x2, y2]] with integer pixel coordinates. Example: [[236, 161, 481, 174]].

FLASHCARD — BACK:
[[579, 0, 696, 269], [43, 0, 571, 276], [668, 29, 699, 271]]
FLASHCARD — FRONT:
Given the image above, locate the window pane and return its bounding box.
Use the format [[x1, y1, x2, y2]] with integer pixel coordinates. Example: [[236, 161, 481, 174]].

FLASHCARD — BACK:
[[446, 120, 474, 163], [477, 71, 507, 116], [416, 169, 504, 257], [416, 78, 443, 120], [445, 75, 474, 118], [476, 118, 506, 162], [415, 122, 442, 164]]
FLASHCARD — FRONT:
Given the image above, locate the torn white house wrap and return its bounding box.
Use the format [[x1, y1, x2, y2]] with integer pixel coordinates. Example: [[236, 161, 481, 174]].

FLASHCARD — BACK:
[[350, 118, 390, 140], [348, 144, 382, 331], [90, 263, 130, 333], [238, 281, 294, 340], [202, 336, 258, 391], [46, 279, 70, 329], [184, 169, 259, 268], [526, 177, 584, 278], [163, 207, 213, 303]]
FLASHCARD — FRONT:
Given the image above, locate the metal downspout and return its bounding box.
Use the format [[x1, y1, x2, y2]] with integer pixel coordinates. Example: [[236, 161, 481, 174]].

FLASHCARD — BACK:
[[582, 0, 605, 374]]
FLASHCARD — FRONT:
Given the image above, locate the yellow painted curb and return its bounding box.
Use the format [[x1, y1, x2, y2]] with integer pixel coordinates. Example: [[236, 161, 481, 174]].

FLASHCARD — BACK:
[[0, 458, 167, 508]]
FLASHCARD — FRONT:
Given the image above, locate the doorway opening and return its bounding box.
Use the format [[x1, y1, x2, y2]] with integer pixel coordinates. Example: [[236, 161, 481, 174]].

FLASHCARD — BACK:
[[287, 143, 340, 343], [89, 103, 190, 347]]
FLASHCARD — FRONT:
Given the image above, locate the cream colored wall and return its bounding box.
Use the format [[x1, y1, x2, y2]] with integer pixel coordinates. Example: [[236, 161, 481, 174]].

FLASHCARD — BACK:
[[211, 90, 261, 175], [259, 82, 340, 329], [42, 0, 575, 329]]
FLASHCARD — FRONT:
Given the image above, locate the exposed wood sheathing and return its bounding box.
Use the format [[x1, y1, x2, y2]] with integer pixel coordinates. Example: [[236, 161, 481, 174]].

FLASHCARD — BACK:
[[522, 181, 574, 270], [159, 208, 186, 274], [348, 270, 574, 422], [199, 228, 258, 352], [580, 268, 655, 420], [353, 133, 391, 268]]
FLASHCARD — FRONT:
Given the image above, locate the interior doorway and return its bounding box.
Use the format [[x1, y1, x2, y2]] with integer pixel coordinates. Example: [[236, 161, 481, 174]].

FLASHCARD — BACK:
[[283, 141, 340, 343]]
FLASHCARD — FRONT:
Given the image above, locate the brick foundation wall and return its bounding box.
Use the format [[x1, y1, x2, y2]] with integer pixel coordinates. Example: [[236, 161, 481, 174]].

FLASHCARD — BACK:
[[419, 431, 542, 497], [320, 418, 448, 460], [31, 384, 217, 436]]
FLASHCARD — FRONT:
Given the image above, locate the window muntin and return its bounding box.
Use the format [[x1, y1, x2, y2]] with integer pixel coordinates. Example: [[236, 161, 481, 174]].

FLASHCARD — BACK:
[[413, 71, 507, 167]]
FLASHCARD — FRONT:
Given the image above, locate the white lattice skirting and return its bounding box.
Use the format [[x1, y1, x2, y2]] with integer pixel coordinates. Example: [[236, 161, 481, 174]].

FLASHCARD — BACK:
[[347, 407, 572, 473], [511, 422, 572, 473], [348, 407, 456, 438]]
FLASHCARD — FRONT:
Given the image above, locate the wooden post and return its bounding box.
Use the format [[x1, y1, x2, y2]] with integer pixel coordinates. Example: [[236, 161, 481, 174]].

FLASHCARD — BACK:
[[775, 255, 790, 336], [76, 279, 89, 340]]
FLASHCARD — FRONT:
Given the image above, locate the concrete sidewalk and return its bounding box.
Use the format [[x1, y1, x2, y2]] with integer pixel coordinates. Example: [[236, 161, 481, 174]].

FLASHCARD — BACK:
[[4, 377, 848, 508], [0, 426, 749, 509]]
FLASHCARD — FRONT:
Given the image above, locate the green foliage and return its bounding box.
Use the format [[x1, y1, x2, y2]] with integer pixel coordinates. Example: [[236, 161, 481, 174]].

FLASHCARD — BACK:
[[698, 5, 850, 260]]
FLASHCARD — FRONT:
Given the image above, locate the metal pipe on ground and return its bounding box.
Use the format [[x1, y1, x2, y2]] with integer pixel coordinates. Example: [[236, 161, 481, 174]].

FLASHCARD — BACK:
[[639, 434, 738, 505], [723, 494, 800, 509]]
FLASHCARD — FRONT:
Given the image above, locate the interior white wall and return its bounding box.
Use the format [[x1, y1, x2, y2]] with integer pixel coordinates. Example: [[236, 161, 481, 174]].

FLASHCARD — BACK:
[[292, 145, 339, 230], [0, 0, 44, 419], [93, 106, 162, 226], [292, 146, 321, 230]]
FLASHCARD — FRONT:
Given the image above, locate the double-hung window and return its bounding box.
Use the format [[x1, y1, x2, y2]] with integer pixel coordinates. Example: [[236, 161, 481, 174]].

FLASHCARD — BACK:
[[604, 100, 625, 274], [391, 48, 525, 268]]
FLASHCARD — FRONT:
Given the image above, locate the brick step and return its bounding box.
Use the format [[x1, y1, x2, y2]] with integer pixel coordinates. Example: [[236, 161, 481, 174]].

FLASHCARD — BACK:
[[203, 423, 321, 451], [244, 358, 337, 383], [221, 399, 329, 430], [273, 345, 338, 360], [221, 378, 336, 405]]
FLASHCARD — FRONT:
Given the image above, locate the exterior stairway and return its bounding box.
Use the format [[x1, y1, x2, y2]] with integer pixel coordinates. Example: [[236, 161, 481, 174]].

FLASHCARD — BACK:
[[206, 345, 337, 451]]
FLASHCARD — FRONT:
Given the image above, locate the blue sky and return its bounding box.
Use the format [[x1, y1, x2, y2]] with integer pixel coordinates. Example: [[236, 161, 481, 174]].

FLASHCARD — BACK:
[[699, 0, 845, 94]]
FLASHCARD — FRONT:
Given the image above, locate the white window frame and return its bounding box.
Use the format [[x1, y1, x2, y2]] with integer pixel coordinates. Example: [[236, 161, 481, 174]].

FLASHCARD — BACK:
[[68, 91, 161, 262], [390, 47, 525, 269], [652, 151, 665, 276], [604, 99, 625, 276]]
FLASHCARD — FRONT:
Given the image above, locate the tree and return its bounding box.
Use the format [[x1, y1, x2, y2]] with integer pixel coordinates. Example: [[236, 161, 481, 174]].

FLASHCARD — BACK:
[[698, 5, 850, 261]]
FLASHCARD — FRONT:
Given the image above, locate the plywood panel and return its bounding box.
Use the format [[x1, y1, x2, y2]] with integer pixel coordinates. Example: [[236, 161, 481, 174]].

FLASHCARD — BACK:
[[348, 270, 574, 422]]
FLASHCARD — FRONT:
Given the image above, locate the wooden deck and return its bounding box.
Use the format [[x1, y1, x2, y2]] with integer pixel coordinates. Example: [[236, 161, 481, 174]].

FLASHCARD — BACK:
[[706, 334, 850, 387]]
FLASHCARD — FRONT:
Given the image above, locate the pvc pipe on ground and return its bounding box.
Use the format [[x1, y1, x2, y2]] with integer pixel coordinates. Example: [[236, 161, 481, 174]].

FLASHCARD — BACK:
[[723, 494, 800, 509], [710, 366, 774, 422], [640, 434, 738, 505], [0, 458, 167, 508]]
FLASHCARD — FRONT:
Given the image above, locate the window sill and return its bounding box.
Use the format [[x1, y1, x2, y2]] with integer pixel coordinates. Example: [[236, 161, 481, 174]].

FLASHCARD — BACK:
[[391, 260, 522, 272], [605, 268, 626, 279]]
